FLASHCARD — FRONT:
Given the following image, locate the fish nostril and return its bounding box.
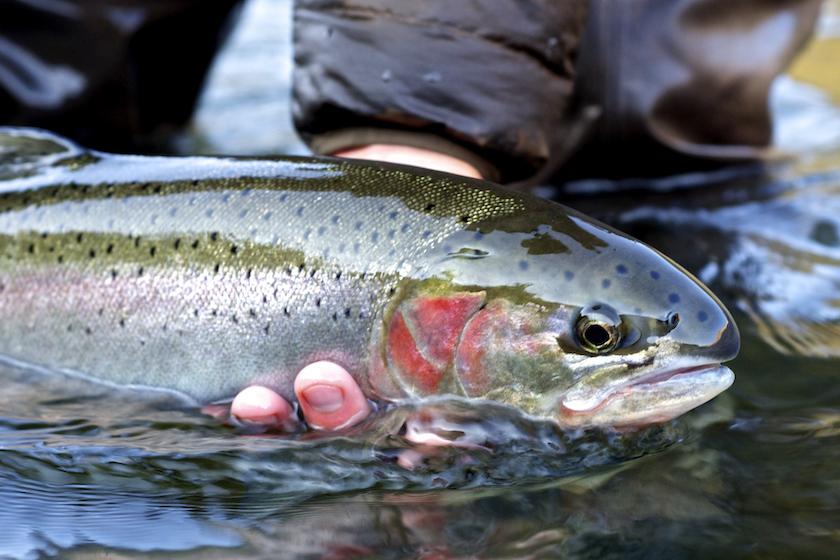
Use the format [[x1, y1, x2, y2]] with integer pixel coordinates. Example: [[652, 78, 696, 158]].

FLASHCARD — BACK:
[[666, 312, 680, 331]]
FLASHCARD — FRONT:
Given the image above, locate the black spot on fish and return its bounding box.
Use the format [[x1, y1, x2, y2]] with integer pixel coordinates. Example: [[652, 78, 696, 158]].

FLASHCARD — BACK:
[[119, 319, 125, 327], [331, 215, 341, 224], [401, 224, 409, 233], [315, 297, 321, 307], [344, 307, 351, 318], [162, 323, 168, 331], [27, 244, 34, 254], [602, 279, 611, 289], [519, 260, 528, 271], [67, 325, 72, 332], [222, 193, 231, 203], [231, 315, 238, 324], [214, 263, 220, 274], [194, 309, 199, 317], [616, 264, 628, 275], [134, 237, 141, 247], [85, 327, 92, 335], [371, 232, 379, 243], [279, 194, 288, 202], [246, 268, 252, 279], [358, 312, 365, 319], [389, 211, 398, 220], [89, 249, 96, 258], [205, 209, 214, 218], [111, 269, 118, 279], [355, 221, 363, 230], [422, 231, 431, 239], [192, 180, 200, 186], [173, 239, 180, 250], [698, 311, 709, 322], [138, 267, 144, 276], [249, 308, 256, 317], [149, 247, 156, 257], [263, 295, 268, 304], [335, 271, 342, 280], [106, 244, 114, 254], [332, 312, 338, 321], [264, 212, 273, 220], [230, 244, 238, 255], [425, 204, 435, 212], [77, 233, 83, 243], [297, 206, 305, 216], [668, 293, 680, 304], [283, 307, 290, 316], [650, 271, 660, 280], [98, 308, 103, 316], [211, 232, 218, 242], [461, 215, 470, 223], [192, 240, 199, 249], [41, 232, 48, 238], [211, 310, 218, 317], [57, 255, 63, 263], [264, 323, 270, 333], [309, 268, 316, 278]]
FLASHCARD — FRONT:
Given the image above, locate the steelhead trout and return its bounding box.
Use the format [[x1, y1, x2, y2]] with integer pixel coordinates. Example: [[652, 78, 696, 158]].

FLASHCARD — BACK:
[[0, 128, 739, 427]]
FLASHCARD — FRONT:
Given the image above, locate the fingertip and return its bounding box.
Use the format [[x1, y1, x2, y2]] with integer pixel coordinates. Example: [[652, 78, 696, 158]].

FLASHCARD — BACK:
[[230, 385, 295, 427], [295, 361, 371, 430]]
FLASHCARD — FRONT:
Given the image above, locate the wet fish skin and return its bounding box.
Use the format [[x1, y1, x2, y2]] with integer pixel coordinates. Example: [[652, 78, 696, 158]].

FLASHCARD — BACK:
[[0, 128, 739, 427]]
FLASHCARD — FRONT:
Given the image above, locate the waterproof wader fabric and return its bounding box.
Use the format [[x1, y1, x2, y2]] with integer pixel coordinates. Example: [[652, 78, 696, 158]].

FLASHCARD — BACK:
[[293, 0, 822, 184], [0, 0, 822, 183]]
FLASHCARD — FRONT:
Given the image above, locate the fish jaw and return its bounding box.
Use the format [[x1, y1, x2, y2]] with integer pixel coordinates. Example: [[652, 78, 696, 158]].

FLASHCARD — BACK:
[[558, 362, 735, 428]]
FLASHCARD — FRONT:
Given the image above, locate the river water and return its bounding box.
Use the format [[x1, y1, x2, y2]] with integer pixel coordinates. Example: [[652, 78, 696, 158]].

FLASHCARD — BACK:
[[3, 1, 840, 558]]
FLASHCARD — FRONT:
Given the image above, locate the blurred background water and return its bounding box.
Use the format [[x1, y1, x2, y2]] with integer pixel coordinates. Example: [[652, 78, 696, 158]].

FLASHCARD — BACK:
[[3, 1, 840, 558]]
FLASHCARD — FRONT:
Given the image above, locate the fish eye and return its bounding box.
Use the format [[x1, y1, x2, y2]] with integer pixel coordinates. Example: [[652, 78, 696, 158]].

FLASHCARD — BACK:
[[575, 304, 623, 355]]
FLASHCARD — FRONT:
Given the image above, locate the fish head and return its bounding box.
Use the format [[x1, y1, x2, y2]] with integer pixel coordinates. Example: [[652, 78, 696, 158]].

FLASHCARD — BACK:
[[381, 199, 739, 428]]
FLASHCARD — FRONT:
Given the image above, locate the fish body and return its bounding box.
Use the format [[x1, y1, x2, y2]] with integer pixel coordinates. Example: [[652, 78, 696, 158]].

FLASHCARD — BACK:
[[0, 128, 738, 427]]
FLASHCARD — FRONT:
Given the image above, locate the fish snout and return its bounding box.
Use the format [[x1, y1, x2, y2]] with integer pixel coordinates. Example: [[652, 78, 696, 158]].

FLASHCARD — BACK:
[[669, 300, 740, 364]]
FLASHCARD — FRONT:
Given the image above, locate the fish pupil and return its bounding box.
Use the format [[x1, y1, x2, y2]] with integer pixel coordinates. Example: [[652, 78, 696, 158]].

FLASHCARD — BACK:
[[584, 324, 611, 347]]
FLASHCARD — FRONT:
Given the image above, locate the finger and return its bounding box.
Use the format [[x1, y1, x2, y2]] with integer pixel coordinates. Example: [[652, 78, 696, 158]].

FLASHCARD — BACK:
[[230, 385, 296, 429], [295, 361, 371, 430]]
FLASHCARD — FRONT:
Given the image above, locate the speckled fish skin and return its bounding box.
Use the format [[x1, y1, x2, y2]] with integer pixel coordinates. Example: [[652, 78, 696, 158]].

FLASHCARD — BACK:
[[0, 128, 739, 427]]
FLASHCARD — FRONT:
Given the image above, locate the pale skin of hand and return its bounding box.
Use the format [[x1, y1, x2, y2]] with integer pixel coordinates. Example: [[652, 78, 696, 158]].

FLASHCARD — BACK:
[[225, 145, 482, 431]]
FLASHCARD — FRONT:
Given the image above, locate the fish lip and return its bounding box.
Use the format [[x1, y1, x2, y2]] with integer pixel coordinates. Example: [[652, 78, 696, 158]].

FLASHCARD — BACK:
[[560, 359, 730, 414]]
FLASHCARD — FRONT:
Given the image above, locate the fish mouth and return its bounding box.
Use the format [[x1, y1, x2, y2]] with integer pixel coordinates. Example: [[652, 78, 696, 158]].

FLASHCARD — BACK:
[[559, 362, 735, 428]]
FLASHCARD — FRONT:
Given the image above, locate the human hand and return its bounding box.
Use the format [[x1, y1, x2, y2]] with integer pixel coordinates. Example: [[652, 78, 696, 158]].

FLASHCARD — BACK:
[[204, 361, 372, 433], [333, 144, 484, 179]]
